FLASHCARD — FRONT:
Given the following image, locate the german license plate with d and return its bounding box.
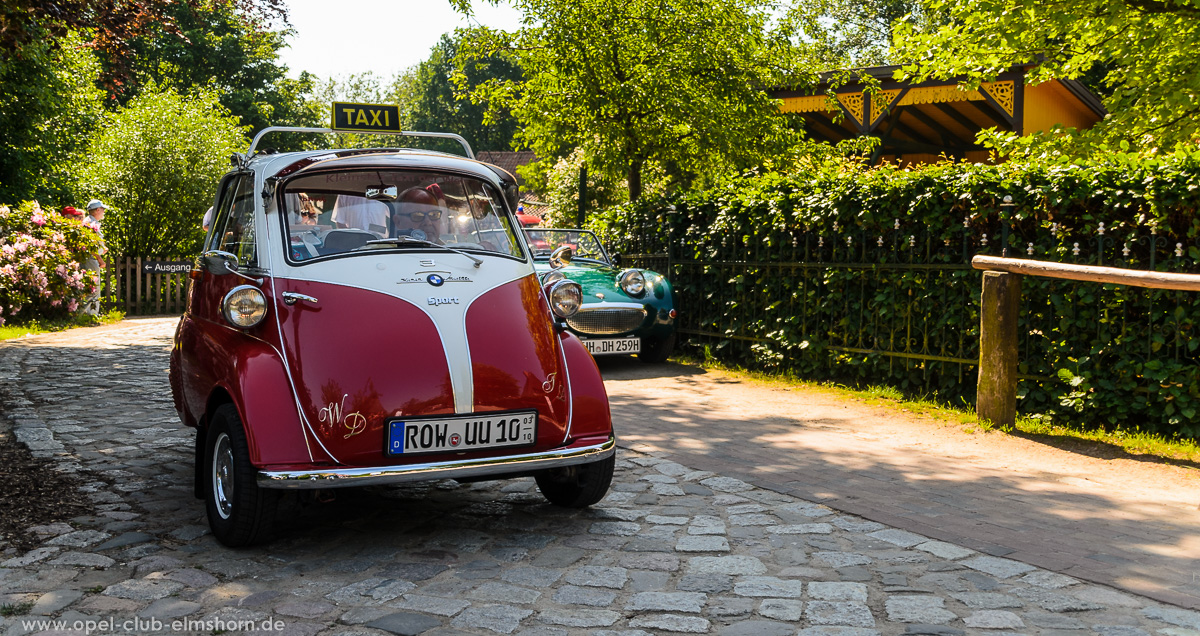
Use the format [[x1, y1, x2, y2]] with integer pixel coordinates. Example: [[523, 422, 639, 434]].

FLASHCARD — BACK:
[[584, 337, 640, 355], [386, 411, 538, 456]]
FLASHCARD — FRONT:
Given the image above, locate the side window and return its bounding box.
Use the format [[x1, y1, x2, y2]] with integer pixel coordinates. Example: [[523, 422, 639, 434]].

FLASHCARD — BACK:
[[213, 175, 259, 268], [204, 174, 240, 252]]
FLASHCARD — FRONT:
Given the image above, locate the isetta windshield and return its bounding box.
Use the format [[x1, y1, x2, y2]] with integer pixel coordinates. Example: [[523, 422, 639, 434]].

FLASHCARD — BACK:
[[282, 170, 522, 262]]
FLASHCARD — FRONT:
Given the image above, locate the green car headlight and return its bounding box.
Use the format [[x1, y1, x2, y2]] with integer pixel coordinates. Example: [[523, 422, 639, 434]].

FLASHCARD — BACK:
[[548, 280, 582, 318], [617, 269, 646, 296]]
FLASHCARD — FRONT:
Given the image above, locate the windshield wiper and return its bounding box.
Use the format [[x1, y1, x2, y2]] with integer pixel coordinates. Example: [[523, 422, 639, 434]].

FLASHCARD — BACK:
[[363, 236, 484, 268]]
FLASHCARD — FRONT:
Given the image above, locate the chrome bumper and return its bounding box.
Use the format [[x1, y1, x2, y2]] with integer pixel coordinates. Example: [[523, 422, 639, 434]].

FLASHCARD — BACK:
[[256, 435, 616, 490]]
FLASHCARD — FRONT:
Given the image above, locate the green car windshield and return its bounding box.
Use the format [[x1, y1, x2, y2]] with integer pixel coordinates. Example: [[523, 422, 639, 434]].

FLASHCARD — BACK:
[[524, 229, 610, 264]]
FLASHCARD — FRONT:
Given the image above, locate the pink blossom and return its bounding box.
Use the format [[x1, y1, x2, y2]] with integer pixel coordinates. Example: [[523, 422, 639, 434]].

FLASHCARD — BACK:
[[31, 212, 46, 226], [67, 299, 78, 312], [50, 299, 61, 307]]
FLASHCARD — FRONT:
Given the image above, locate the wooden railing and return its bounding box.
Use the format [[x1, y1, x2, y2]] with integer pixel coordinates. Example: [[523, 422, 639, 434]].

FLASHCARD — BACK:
[[101, 256, 193, 316], [972, 254, 1200, 426]]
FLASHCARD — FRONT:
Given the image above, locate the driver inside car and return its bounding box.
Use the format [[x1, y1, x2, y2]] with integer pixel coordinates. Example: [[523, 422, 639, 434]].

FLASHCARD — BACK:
[[392, 187, 444, 243]]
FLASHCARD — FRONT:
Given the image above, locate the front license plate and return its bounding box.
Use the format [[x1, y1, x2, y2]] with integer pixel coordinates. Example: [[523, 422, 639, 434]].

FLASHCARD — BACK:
[[386, 411, 538, 456], [584, 337, 641, 356]]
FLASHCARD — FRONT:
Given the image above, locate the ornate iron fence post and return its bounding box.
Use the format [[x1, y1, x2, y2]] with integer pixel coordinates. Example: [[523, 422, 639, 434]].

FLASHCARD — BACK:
[[1000, 195, 1013, 257]]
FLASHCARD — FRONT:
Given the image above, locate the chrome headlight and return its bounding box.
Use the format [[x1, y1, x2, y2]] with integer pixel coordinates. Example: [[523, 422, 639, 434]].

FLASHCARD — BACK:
[[548, 280, 582, 318], [222, 285, 267, 328], [617, 269, 646, 296], [541, 270, 566, 286], [549, 245, 574, 269]]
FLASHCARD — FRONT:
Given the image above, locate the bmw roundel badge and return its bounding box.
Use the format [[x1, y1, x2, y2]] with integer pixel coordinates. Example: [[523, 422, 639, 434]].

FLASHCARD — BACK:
[[427, 274, 445, 287]]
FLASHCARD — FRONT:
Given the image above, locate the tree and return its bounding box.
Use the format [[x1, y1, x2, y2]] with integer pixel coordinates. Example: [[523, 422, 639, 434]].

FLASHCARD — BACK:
[[303, 71, 421, 150], [75, 83, 247, 257], [0, 30, 107, 204], [124, 1, 321, 137], [408, 32, 521, 153], [458, 0, 804, 201], [777, 0, 935, 68], [0, 0, 286, 88], [892, 0, 1200, 148]]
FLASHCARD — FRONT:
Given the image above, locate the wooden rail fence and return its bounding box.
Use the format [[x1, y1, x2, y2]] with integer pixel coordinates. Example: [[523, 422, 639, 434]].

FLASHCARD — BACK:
[[101, 256, 193, 316], [972, 254, 1200, 427]]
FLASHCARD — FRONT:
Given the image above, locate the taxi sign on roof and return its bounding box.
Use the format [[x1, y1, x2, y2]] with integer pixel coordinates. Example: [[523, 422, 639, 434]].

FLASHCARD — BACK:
[[331, 102, 402, 133]]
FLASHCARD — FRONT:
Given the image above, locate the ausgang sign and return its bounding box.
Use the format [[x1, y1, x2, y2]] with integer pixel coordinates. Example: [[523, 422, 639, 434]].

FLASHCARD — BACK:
[[331, 102, 402, 133], [141, 260, 192, 274]]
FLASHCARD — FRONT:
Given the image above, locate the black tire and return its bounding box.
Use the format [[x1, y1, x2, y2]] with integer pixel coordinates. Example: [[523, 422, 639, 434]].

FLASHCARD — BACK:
[[638, 331, 677, 363], [535, 455, 615, 508], [204, 403, 278, 547]]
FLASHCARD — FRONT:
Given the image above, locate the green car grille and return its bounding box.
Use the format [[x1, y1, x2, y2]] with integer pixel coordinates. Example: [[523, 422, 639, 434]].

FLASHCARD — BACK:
[[566, 306, 648, 335]]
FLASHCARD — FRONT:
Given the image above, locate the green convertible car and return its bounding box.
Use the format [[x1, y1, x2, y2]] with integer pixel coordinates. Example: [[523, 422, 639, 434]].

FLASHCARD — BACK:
[[525, 228, 677, 363]]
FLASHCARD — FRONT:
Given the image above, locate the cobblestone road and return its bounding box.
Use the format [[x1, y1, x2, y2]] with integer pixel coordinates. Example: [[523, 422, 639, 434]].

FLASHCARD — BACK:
[[2, 318, 1199, 636]]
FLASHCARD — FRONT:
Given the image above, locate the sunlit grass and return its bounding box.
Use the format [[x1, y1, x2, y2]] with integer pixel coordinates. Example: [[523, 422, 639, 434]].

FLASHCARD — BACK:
[[0, 310, 124, 342], [676, 352, 1200, 465]]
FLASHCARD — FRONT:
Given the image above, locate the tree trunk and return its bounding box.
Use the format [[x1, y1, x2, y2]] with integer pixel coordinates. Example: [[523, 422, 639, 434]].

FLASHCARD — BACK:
[[627, 157, 644, 201]]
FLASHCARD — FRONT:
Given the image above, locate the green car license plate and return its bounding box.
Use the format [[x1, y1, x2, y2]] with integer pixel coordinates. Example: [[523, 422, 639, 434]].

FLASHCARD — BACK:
[[584, 337, 641, 355]]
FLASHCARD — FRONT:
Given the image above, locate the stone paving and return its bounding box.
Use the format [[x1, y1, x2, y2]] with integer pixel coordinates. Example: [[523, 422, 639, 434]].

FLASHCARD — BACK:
[[1, 317, 1199, 636]]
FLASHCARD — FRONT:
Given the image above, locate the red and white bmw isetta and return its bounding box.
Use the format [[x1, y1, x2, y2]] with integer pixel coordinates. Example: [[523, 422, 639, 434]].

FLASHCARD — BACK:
[[169, 119, 615, 546]]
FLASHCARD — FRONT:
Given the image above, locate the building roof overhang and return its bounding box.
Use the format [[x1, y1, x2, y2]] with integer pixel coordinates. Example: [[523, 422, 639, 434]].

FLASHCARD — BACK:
[[770, 64, 1107, 162]]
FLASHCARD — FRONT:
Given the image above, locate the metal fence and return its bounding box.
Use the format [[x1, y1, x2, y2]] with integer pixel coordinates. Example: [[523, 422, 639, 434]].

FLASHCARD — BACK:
[[613, 209, 1200, 427]]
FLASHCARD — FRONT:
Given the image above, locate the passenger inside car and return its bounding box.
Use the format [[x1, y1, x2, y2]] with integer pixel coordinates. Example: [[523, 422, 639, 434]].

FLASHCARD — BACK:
[[331, 195, 388, 235]]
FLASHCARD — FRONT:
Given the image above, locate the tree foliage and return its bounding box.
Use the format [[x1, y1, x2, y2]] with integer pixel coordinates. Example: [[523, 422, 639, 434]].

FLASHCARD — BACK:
[[776, 0, 937, 67], [893, 0, 1200, 148], [459, 0, 806, 201], [124, 0, 320, 137], [594, 145, 1200, 436], [0, 30, 107, 205], [409, 32, 521, 153], [301, 72, 423, 151], [0, 0, 286, 87], [75, 84, 247, 257]]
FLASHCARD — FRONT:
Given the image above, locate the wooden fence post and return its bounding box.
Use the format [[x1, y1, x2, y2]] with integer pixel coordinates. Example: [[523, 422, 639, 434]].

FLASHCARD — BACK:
[[136, 256, 143, 315], [977, 270, 1022, 427], [123, 257, 131, 314]]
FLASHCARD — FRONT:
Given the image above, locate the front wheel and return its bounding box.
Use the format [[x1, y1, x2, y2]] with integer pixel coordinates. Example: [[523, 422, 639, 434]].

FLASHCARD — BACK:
[[638, 332, 677, 363], [535, 455, 615, 508], [204, 404, 278, 547]]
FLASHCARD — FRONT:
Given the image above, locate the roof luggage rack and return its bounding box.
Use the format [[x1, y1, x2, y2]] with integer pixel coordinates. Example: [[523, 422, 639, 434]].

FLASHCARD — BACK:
[[246, 126, 475, 160]]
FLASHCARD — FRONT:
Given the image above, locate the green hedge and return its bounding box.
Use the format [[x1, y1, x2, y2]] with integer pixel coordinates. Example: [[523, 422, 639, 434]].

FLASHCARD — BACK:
[[590, 149, 1200, 437]]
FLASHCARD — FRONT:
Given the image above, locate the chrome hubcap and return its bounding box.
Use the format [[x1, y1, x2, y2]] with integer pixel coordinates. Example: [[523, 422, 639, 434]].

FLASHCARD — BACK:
[[212, 433, 234, 519]]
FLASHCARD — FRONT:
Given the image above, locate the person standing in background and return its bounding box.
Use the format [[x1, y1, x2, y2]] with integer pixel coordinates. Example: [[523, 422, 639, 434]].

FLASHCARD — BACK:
[[82, 199, 108, 315]]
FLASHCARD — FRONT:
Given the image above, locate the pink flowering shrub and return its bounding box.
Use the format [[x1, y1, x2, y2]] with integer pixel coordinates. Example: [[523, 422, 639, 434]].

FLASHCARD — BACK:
[[0, 201, 105, 325]]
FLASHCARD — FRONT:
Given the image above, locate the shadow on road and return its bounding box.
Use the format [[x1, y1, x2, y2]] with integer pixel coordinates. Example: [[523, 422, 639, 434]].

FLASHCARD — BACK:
[[601, 368, 1200, 609]]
